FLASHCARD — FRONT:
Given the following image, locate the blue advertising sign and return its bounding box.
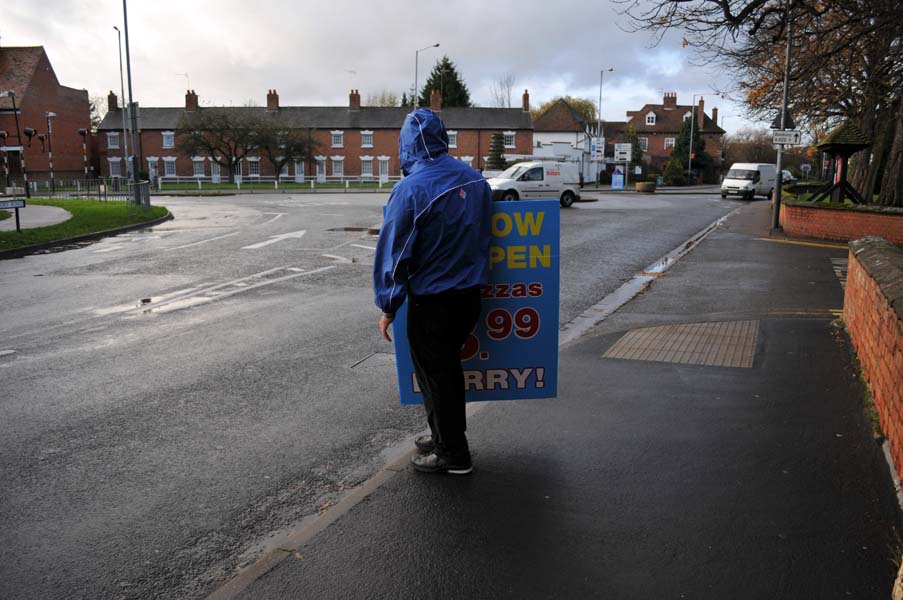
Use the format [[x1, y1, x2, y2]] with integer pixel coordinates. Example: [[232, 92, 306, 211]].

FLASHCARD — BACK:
[[392, 200, 560, 405], [612, 166, 625, 190]]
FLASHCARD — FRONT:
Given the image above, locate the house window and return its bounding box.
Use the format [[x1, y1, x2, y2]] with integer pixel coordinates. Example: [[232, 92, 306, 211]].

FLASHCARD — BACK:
[[331, 156, 344, 177], [106, 132, 120, 149], [664, 137, 676, 150], [683, 112, 692, 121], [316, 156, 327, 178], [646, 112, 656, 126], [447, 130, 457, 148], [162, 131, 175, 149], [192, 158, 205, 177], [248, 158, 260, 176], [280, 162, 289, 177], [210, 160, 221, 179], [639, 137, 648, 151], [361, 131, 373, 148], [331, 130, 344, 148], [460, 156, 474, 167], [503, 131, 515, 148], [361, 156, 373, 178], [163, 158, 177, 176], [108, 157, 121, 177], [378, 156, 389, 178]]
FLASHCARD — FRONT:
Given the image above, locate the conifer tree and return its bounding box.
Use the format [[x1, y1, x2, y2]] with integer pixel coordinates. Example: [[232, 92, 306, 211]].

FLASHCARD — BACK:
[[486, 132, 506, 169], [417, 56, 472, 108]]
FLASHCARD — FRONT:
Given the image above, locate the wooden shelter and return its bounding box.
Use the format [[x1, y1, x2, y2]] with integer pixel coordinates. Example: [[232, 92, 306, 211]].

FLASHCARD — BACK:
[[810, 121, 871, 204]]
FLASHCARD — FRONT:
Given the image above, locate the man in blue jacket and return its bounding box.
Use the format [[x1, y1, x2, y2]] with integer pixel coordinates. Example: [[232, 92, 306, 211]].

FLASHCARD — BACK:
[[374, 108, 492, 475]]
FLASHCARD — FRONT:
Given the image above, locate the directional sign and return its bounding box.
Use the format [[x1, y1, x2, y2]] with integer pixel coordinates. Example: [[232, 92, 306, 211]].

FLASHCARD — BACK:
[[0, 199, 25, 210], [241, 229, 306, 250], [614, 143, 632, 162], [772, 130, 802, 145], [590, 137, 605, 161]]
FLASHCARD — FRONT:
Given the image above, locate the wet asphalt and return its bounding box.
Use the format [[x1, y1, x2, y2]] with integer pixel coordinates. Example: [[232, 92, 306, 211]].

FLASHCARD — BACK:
[[0, 191, 741, 599], [235, 201, 901, 599]]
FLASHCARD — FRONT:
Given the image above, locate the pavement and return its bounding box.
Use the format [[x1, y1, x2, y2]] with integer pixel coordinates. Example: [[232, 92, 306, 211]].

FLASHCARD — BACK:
[[0, 203, 71, 231], [216, 200, 902, 599]]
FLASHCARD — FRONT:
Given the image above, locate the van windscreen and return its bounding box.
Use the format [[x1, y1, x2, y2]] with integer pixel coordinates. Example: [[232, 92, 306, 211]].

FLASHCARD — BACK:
[[727, 169, 757, 180], [498, 165, 528, 180]]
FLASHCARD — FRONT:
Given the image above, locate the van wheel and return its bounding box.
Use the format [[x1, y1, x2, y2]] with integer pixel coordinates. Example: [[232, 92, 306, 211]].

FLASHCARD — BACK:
[[502, 190, 519, 201], [560, 191, 575, 208], [721, 193, 727, 199]]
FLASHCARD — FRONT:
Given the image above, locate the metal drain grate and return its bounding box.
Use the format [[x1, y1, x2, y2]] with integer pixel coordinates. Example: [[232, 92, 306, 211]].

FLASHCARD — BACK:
[[603, 320, 759, 368]]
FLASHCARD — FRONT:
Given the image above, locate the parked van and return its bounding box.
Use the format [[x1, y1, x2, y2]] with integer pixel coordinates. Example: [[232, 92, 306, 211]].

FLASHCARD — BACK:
[[721, 163, 777, 199], [486, 161, 581, 207]]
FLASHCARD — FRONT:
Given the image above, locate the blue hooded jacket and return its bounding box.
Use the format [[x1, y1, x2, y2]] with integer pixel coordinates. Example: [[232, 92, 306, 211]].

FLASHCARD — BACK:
[[373, 109, 492, 316]]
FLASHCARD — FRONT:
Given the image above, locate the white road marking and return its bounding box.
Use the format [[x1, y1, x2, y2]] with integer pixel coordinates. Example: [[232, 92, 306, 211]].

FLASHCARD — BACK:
[[92, 246, 122, 254], [350, 244, 376, 251], [242, 230, 307, 250], [261, 213, 287, 225], [164, 231, 240, 251], [322, 254, 352, 264], [0, 350, 16, 357]]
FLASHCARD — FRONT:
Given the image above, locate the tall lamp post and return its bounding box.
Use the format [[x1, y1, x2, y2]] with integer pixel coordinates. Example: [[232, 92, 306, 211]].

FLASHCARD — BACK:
[[45, 112, 56, 193], [78, 128, 88, 178], [113, 26, 131, 174], [414, 43, 439, 107], [121, 0, 141, 202], [0, 131, 8, 187], [0, 90, 30, 198], [687, 93, 705, 185], [771, 0, 794, 230], [597, 68, 613, 139]]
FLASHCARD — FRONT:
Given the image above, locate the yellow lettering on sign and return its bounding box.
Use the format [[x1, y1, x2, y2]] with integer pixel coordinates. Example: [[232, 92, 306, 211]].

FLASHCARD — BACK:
[[492, 213, 512, 237], [489, 244, 552, 269], [489, 246, 505, 268], [529, 244, 551, 268], [514, 212, 544, 236], [507, 245, 527, 268]]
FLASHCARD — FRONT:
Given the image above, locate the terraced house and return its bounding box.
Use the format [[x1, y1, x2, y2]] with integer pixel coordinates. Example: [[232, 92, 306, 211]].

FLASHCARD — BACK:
[[96, 89, 534, 181]]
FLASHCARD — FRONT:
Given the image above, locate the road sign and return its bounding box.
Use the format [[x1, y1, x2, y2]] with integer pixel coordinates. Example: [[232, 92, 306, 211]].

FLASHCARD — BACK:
[[0, 198, 25, 210], [772, 130, 802, 145], [590, 137, 605, 161], [614, 143, 632, 162]]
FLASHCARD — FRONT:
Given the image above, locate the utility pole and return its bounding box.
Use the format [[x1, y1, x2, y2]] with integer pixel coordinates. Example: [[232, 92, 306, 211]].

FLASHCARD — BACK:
[[772, 0, 794, 230], [122, 0, 141, 202]]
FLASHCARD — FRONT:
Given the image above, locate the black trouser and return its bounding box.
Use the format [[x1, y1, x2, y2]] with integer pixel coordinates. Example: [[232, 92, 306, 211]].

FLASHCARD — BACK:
[[407, 286, 481, 460]]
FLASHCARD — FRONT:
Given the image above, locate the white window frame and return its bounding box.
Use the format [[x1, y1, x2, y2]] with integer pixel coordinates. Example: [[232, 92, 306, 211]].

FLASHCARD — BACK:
[[108, 157, 122, 177], [106, 132, 120, 149], [331, 156, 345, 177], [646, 112, 656, 126], [210, 159, 221, 182], [192, 156, 206, 177], [280, 161, 289, 177], [360, 130, 373, 148], [460, 156, 474, 167], [683, 111, 692, 122], [664, 137, 676, 150], [315, 155, 327, 181], [247, 156, 261, 177], [162, 157, 177, 177], [162, 131, 175, 149], [503, 131, 515, 149], [360, 156, 374, 178], [447, 130, 458, 148], [638, 137, 648, 152], [331, 130, 344, 148]]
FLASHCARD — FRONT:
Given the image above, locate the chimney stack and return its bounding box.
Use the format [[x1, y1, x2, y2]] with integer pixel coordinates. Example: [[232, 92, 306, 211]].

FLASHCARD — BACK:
[[349, 89, 360, 111], [522, 89, 530, 112], [663, 92, 677, 110], [697, 96, 705, 125], [430, 88, 442, 111], [107, 90, 118, 111], [267, 89, 279, 111], [185, 89, 198, 112], [711, 106, 719, 127]]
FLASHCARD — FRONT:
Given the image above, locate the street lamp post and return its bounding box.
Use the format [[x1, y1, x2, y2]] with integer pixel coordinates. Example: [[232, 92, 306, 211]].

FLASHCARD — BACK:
[[45, 112, 56, 193], [598, 68, 613, 139], [414, 43, 439, 107], [772, 0, 794, 230], [0, 90, 30, 198], [78, 129, 88, 178], [687, 93, 703, 185], [113, 26, 131, 174], [0, 131, 8, 187], [122, 0, 141, 202]]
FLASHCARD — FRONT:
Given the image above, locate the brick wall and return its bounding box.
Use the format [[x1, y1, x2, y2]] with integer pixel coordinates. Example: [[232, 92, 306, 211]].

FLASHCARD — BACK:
[[843, 237, 903, 482], [780, 202, 903, 245]]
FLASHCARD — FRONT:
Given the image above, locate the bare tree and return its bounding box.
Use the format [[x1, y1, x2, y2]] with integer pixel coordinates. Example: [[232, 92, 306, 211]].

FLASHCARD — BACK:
[[254, 118, 321, 178], [365, 91, 400, 107], [176, 108, 262, 183], [489, 72, 517, 108]]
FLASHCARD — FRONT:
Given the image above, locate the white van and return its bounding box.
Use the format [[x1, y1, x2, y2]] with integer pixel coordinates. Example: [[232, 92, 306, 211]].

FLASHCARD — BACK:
[[721, 163, 777, 199], [486, 161, 581, 207]]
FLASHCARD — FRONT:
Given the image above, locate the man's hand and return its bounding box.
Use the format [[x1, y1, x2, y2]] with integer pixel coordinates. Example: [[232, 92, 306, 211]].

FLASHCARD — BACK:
[[379, 313, 395, 342]]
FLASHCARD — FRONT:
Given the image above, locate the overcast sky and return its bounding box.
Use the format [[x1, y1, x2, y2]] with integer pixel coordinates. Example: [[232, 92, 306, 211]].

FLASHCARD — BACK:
[[5, 0, 760, 133]]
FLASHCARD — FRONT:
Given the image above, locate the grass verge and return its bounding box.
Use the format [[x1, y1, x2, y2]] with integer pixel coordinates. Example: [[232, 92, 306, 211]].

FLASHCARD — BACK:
[[0, 199, 168, 251], [0, 209, 10, 222]]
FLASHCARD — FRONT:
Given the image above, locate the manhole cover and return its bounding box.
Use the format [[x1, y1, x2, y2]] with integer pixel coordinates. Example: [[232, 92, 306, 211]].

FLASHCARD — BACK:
[[603, 320, 759, 368]]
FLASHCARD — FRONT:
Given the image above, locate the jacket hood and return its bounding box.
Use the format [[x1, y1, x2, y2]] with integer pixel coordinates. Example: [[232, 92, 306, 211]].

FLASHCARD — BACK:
[[398, 109, 449, 175]]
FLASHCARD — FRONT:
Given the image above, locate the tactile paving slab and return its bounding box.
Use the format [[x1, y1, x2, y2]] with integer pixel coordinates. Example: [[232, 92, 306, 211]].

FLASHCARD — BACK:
[[603, 320, 759, 368]]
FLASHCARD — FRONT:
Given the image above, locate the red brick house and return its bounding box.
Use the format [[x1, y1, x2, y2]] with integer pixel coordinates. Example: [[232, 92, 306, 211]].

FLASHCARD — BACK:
[[623, 92, 724, 171], [0, 46, 92, 184], [96, 89, 533, 180]]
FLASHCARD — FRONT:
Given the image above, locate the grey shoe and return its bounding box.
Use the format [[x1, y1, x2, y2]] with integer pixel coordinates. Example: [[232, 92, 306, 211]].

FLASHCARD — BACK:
[[411, 452, 472, 475], [414, 435, 435, 453]]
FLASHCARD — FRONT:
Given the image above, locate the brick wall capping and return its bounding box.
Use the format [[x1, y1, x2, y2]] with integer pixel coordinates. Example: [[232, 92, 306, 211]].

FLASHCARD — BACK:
[[849, 237, 903, 321], [784, 198, 903, 216]]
